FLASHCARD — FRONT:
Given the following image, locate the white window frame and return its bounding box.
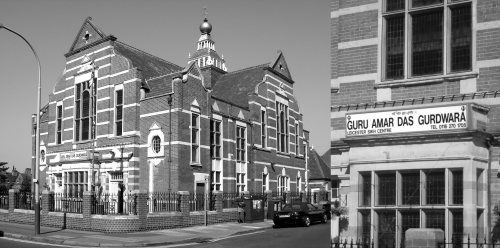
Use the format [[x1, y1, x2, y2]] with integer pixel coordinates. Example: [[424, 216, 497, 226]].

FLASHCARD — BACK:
[[210, 115, 222, 159], [114, 84, 124, 137], [277, 174, 290, 194], [261, 108, 267, 148], [190, 108, 201, 164], [56, 102, 63, 144], [236, 122, 246, 163], [275, 96, 289, 153]]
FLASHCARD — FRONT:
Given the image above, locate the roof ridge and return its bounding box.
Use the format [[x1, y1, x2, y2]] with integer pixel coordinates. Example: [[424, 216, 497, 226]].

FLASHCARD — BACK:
[[226, 63, 268, 75], [115, 41, 181, 69], [145, 71, 181, 82]]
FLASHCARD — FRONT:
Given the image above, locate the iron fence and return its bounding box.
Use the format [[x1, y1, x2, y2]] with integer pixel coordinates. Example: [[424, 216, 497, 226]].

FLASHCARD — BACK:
[[189, 193, 206, 212], [14, 191, 34, 210], [0, 191, 8, 210], [222, 192, 239, 209], [331, 236, 499, 248], [53, 193, 83, 213], [331, 239, 372, 248], [92, 192, 137, 215], [148, 192, 180, 212]]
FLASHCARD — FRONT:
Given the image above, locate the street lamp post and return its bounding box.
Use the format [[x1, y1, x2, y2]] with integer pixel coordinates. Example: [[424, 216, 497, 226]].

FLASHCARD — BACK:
[[0, 23, 42, 235]]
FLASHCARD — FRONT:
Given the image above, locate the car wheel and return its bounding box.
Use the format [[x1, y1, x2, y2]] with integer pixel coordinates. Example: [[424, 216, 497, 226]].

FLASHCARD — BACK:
[[321, 214, 328, 223], [303, 216, 311, 227]]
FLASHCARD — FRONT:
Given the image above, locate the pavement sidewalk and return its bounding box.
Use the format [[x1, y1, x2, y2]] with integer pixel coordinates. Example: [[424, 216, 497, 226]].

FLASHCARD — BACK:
[[0, 220, 274, 247]]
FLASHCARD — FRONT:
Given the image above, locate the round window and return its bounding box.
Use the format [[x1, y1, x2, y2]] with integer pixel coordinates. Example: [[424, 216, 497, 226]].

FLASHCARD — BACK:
[[152, 136, 161, 153]]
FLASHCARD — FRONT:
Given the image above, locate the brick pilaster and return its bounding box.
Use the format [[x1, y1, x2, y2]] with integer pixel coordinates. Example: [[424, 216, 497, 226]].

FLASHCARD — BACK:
[[214, 191, 223, 213], [179, 191, 190, 217], [8, 189, 18, 213], [136, 190, 148, 230], [41, 190, 54, 214], [82, 191, 93, 230]]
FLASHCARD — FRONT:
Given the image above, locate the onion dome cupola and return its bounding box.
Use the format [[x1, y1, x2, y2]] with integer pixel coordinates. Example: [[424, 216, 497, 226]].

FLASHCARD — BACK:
[[188, 14, 227, 72]]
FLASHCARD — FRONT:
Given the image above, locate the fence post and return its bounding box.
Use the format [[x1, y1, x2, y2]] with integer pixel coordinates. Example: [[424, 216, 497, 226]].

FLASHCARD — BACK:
[[135, 190, 148, 231], [300, 190, 307, 203], [179, 191, 190, 218], [82, 191, 93, 230], [8, 189, 17, 214], [214, 191, 223, 213], [41, 190, 52, 225]]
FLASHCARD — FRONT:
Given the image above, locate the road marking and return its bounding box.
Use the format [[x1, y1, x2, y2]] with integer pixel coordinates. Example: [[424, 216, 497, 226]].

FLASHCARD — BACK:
[[241, 225, 262, 229], [1, 237, 87, 247], [209, 230, 266, 243]]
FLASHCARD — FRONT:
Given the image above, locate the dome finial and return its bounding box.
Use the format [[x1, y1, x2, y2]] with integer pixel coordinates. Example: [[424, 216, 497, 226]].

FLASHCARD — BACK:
[[200, 7, 212, 34]]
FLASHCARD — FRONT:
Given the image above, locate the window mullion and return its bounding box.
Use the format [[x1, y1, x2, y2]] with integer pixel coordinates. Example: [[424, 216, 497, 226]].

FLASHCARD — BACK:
[[443, 0, 449, 75], [404, 0, 410, 78]]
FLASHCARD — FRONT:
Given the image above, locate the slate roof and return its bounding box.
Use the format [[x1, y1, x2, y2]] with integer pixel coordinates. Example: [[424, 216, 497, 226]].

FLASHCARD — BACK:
[[144, 74, 175, 98], [308, 148, 330, 181], [114, 41, 182, 81], [211, 63, 268, 109]]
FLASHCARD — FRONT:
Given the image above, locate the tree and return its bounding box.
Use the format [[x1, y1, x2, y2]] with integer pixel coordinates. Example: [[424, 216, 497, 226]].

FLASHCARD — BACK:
[[0, 162, 9, 184]]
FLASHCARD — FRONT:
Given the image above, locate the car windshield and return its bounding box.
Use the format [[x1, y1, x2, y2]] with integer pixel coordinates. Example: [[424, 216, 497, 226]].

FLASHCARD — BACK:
[[282, 204, 302, 211]]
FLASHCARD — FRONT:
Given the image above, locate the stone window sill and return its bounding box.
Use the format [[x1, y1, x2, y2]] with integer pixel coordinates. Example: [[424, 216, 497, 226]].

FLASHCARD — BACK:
[[376, 71, 478, 88]]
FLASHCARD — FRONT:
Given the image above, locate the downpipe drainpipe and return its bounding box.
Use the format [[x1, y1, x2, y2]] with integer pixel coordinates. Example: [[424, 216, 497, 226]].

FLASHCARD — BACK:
[[487, 138, 493, 244]]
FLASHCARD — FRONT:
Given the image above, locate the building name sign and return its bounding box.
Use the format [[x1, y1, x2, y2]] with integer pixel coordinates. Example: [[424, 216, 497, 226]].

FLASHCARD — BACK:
[[59, 151, 89, 162], [345, 105, 467, 137]]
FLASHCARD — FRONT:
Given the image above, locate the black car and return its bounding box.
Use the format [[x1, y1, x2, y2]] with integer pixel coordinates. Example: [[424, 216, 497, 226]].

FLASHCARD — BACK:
[[273, 202, 328, 227]]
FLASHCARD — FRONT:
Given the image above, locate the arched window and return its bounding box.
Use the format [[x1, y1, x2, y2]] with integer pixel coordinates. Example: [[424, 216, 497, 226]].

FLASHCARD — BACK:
[[75, 79, 96, 141]]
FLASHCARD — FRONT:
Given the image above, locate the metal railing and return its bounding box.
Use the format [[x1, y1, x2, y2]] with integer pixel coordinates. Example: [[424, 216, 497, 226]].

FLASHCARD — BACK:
[[14, 191, 34, 210], [53, 193, 83, 213], [92, 192, 137, 215], [222, 192, 239, 209], [0, 191, 8, 210], [189, 193, 206, 212], [148, 192, 180, 212]]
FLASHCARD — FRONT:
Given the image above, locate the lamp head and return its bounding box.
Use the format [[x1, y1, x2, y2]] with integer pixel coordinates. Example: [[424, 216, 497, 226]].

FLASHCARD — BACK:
[[0, 23, 4, 29]]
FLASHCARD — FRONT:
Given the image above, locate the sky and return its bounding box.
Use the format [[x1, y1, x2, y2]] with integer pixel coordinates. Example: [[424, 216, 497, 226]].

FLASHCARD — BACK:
[[0, 0, 330, 172]]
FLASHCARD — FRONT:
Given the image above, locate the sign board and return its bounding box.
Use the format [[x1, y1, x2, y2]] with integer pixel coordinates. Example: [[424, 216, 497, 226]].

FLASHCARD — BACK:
[[59, 151, 90, 162], [345, 105, 467, 137]]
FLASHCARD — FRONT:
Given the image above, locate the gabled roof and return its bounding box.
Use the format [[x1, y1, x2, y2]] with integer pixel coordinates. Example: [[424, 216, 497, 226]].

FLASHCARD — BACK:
[[67, 17, 108, 56], [308, 148, 330, 181], [211, 63, 267, 109]]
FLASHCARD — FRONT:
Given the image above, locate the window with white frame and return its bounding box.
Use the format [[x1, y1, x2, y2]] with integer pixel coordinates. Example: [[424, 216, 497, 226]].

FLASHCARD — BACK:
[[191, 111, 200, 163], [211, 169, 221, 191], [115, 87, 124, 136], [277, 175, 289, 194], [294, 123, 299, 155], [56, 103, 63, 144], [261, 109, 267, 148], [276, 100, 289, 153], [152, 135, 161, 154], [236, 172, 246, 194], [64, 171, 88, 197], [297, 175, 302, 192], [383, 0, 472, 80], [210, 119, 221, 159], [236, 125, 246, 162], [74, 79, 97, 141]]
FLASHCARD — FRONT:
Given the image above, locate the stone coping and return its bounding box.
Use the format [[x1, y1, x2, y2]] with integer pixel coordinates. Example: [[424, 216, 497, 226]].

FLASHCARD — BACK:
[[13, 209, 34, 214], [91, 214, 140, 220], [47, 212, 83, 218], [147, 211, 181, 217], [0, 209, 8, 213], [223, 208, 239, 212]]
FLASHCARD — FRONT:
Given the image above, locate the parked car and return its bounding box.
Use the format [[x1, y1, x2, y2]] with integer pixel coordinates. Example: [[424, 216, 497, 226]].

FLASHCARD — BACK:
[[273, 202, 328, 227]]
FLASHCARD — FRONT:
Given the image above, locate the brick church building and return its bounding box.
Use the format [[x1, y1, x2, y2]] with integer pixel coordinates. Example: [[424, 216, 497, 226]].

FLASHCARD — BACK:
[[33, 17, 309, 198], [330, 0, 500, 246]]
